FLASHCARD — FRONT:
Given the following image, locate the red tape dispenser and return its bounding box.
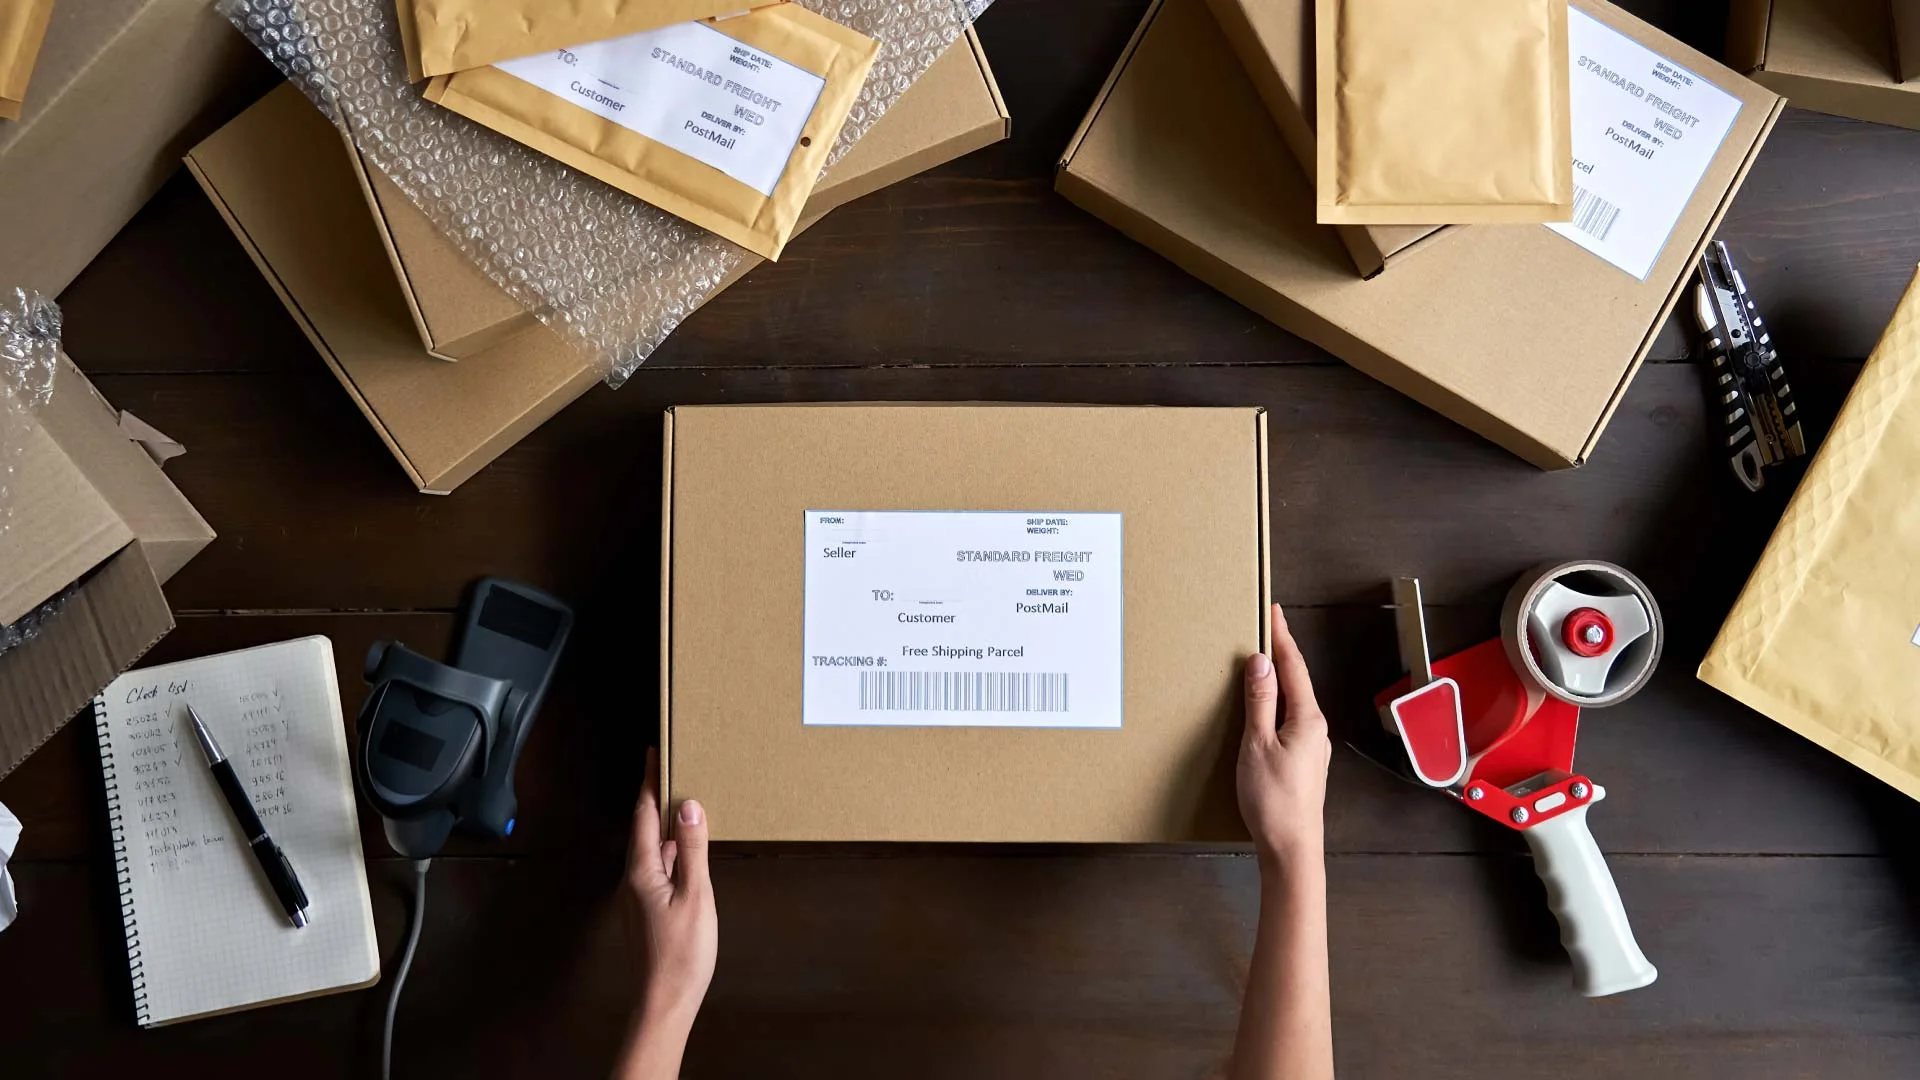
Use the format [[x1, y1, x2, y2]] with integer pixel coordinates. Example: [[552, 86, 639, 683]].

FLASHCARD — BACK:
[[1374, 563, 1663, 997]]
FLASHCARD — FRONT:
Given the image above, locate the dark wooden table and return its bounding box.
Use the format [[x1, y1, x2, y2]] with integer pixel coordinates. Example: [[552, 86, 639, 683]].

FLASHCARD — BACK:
[[7, 1, 1920, 1075]]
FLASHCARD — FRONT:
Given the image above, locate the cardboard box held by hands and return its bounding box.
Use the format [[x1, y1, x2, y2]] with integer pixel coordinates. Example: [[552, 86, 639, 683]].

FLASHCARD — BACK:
[[662, 405, 1270, 842]]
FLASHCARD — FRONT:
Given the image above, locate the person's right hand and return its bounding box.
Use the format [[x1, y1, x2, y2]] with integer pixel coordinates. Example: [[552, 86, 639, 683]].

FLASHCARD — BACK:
[[1236, 604, 1332, 868]]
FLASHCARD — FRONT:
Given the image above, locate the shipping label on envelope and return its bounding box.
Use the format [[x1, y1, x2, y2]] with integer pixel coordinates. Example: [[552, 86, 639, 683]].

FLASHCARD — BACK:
[[1700, 266, 1920, 800], [423, 3, 876, 260], [396, 0, 782, 81]]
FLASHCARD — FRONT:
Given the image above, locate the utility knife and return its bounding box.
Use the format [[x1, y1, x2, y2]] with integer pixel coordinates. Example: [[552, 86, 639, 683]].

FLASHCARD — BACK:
[[1693, 240, 1806, 491]]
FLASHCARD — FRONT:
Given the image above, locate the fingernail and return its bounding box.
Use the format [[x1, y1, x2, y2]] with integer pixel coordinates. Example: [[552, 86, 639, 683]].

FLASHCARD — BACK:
[[679, 800, 704, 826], [1248, 653, 1272, 678]]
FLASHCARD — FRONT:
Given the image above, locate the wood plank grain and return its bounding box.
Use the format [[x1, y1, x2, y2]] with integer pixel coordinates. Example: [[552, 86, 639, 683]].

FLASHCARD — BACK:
[[4, 853, 1917, 1079], [87, 360, 1857, 615]]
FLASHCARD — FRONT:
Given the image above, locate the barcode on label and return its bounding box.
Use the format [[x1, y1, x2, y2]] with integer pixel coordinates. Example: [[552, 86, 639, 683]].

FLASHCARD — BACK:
[[1570, 185, 1622, 241], [859, 671, 1069, 712]]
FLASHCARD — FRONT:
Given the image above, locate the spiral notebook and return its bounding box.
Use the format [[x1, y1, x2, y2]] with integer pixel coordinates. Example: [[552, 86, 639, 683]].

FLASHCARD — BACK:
[[94, 637, 380, 1027]]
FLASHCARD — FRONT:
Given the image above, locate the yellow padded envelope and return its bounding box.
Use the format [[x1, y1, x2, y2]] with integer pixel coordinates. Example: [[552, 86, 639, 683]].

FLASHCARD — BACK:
[[1700, 266, 1920, 799], [396, 0, 781, 81]]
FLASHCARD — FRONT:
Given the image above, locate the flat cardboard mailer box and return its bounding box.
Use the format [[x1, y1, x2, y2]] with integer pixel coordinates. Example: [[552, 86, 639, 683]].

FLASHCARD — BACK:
[[1727, 0, 1920, 131], [348, 27, 1010, 361], [1698, 266, 1920, 801], [1204, 0, 1443, 278], [0, 355, 215, 778], [661, 404, 1271, 842], [1060, 0, 1782, 470], [186, 31, 1010, 492], [0, 0, 270, 298]]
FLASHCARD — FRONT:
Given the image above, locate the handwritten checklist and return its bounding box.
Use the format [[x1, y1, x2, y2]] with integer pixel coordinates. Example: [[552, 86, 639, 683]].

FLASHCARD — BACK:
[[94, 637, 378, 1026]]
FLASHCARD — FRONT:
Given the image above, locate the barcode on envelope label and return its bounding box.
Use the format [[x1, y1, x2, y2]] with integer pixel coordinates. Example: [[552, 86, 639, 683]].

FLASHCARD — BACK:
[[859, 671, 1069, 712], [1570, 185, 1622, 242]]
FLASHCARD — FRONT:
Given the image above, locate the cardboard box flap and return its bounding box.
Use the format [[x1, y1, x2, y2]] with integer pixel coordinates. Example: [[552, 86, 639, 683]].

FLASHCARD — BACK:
[[1725, 0, 1772, 72], [0, 418, 128, 627], [348, 146, 535, 361], [1898, 0, 1920, 84], [1699, 267, 1920, 800], [1059, 0, 1780, 468], [1731, 0, 1920, 131], [0, 541, 174, 779], [33, 354, 214, 584]]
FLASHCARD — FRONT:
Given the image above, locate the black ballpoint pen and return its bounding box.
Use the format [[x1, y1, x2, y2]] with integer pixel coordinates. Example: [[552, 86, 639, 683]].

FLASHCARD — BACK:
[[186, 703, 310, 928]]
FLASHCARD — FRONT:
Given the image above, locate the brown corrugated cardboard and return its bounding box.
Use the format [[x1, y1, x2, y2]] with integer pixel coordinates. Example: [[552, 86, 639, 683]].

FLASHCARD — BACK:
[[350, 27, 1009, 361], [1059, 0, 1781, 469], [187, 32, 1008, 493], [347, 151, 534, 361], [1698, 266, 1920, 802], [1205, 0, 1442, 277], [661, 405, 1270, 842], [0, 356, 215, 778], [1727, 0, 1920, 130], [0, 0, 270, 297], [0, 0, 54, 118], [0, 543, 172, 776], [1898, 0, 1920, 84]]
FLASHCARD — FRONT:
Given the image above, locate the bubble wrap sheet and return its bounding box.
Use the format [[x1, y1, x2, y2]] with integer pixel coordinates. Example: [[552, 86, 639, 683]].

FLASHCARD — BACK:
[[0, 289, 64, 655], [222, 0, 993, 385]]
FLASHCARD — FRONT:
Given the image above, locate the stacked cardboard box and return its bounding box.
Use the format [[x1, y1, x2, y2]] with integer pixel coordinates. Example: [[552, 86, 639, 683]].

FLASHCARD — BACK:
[[189, 30, 1010, 492], [1059, 0, 1781, 469]]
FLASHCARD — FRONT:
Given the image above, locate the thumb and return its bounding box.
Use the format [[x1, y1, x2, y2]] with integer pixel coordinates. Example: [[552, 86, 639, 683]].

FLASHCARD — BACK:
[[671, 799, 710, 898], [1243, 651, 1278, 744]]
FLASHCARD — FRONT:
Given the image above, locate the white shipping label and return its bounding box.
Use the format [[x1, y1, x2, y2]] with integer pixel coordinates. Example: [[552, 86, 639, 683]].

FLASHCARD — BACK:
[[495, 20, 827, 197], [1548, 9, 1742, 280], [802, 511, 1124, 729]]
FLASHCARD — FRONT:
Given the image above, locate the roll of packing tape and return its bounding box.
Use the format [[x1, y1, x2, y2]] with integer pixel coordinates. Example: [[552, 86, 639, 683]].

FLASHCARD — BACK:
[[1501, 561, 1663, 708]]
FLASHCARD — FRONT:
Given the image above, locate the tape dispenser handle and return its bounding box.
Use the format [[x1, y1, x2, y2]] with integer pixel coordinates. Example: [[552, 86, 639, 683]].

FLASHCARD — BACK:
[[1521, 794, 1658, 997]]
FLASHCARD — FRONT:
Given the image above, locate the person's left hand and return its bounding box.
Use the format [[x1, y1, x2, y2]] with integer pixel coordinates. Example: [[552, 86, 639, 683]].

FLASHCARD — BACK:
[[628, 748, 718, 1027]]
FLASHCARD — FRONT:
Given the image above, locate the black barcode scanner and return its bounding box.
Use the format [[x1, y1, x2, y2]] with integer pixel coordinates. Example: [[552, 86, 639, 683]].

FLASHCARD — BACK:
[[355, 578, 572, 859]]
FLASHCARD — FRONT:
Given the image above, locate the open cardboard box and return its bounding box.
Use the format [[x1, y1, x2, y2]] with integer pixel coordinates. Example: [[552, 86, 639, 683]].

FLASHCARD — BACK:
[[187, 29, 1010, 491], [1728, 0, 1920, 131], [0, 0, 270, 298], [0, 356, 215, 778], [1058, 0, 1781, 470], [661, 404, 1271, 842]]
